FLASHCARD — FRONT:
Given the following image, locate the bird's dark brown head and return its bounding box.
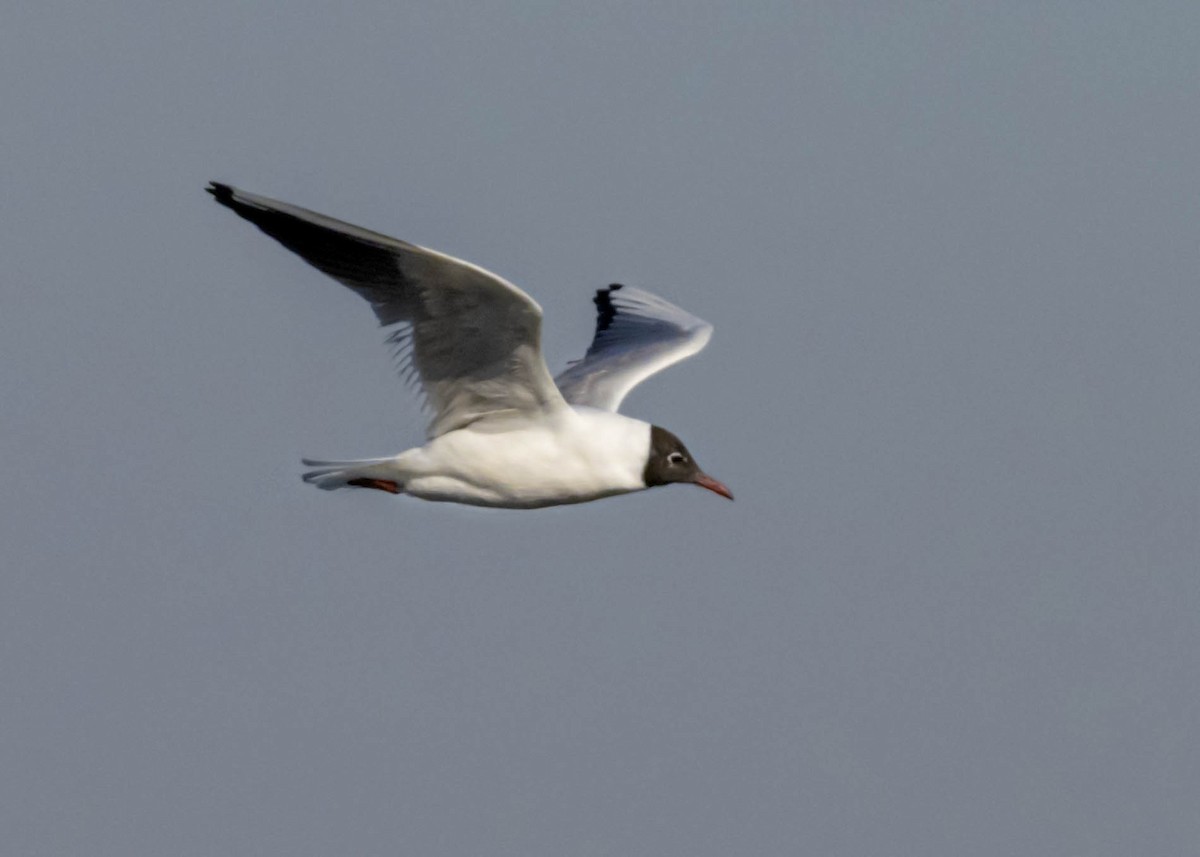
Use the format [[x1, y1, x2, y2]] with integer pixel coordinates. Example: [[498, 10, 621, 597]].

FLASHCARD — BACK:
[[642, 425, 733, 500]]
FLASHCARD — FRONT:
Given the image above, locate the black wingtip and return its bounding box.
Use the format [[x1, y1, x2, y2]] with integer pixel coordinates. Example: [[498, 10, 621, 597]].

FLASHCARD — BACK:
[[593, 283, 624, 332], [206, 181, 235, 204]]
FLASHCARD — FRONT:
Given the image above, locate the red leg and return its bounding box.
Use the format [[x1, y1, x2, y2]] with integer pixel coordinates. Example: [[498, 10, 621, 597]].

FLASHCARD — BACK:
[[347, 478, 401, 495]]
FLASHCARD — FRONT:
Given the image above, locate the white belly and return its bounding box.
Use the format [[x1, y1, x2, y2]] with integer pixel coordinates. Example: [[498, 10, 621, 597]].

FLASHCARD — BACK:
[[401, 409, 652, 508]]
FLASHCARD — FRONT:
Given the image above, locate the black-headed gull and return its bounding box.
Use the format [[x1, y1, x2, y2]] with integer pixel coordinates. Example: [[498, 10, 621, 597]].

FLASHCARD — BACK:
[[207, 183, 732, 508]]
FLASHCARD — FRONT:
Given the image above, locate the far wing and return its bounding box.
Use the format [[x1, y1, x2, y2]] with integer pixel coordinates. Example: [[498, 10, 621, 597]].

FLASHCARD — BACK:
[[554, 284, 713, 412]]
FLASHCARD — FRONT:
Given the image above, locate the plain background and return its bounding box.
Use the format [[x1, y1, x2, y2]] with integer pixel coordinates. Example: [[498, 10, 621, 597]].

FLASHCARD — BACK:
[[3, 3, 1198, 855]]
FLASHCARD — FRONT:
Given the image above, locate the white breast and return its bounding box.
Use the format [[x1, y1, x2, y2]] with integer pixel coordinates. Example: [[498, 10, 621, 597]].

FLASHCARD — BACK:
[[401, 408, 652, 508]]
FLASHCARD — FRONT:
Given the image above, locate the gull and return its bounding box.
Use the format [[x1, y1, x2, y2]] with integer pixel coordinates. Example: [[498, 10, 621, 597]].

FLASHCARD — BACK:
[[207, 182, 732, 509]]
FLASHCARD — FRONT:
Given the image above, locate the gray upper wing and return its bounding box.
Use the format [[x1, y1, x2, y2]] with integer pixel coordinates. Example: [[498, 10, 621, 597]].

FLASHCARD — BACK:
[[207, 182, 566, 438], [554, 284, 713, 412]]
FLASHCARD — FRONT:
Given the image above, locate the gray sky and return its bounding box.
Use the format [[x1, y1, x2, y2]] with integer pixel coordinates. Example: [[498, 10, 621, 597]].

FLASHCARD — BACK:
[[4, 2, 1199, 855]]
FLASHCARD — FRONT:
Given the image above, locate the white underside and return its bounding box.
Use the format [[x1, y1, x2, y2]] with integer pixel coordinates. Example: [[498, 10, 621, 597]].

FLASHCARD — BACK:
[[304, 407, 652, 509]]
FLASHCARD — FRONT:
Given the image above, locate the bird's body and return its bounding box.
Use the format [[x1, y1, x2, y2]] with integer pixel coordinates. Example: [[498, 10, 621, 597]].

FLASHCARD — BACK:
[[306, 407, 652, 508], [207, 182, 732, 509]]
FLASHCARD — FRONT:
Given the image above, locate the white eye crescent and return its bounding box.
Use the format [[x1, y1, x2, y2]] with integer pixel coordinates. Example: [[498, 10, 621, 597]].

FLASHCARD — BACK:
[[668, 452, 686, 466]]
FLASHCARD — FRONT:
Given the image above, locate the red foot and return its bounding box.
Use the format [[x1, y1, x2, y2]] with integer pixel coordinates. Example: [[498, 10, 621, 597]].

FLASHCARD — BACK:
[[347, 478, 401, 494]]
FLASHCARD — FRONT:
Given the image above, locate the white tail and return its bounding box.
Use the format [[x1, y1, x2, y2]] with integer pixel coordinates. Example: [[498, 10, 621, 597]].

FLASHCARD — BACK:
[[301, 457, 402, 492]]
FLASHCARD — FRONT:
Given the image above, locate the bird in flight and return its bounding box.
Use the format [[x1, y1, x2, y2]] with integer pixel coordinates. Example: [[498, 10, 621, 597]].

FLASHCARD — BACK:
[[207, 183, 732, 509]]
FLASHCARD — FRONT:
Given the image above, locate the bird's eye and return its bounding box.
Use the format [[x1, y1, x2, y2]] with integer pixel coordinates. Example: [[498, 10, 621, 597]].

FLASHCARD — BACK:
[[668, 452, 686, 466]]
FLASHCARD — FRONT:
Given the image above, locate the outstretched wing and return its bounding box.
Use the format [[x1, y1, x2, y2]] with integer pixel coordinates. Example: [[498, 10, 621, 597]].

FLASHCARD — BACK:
[[208, 183, 567, 438], [554, 284, 713, 412]]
